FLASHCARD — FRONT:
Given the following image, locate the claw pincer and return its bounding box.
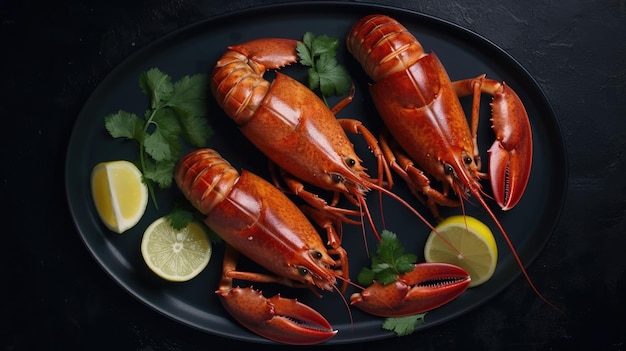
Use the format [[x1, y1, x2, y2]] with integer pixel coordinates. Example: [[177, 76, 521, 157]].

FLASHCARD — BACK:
[[218, 287, 336, 345], [350, 262, 470, 317]]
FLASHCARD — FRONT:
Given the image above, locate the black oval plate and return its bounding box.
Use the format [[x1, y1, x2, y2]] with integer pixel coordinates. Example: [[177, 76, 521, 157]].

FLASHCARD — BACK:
[[65, 1, 567, 345]]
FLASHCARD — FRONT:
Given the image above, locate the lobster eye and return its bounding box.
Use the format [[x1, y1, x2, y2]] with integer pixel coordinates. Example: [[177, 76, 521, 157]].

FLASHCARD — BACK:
[[444, 164, 454, 175], [297, 267, 309, 276], [464, 156, 473, 165], [312, 250, 323, 260], [345, 157, 356, 168], [331, 173, 343, 183]]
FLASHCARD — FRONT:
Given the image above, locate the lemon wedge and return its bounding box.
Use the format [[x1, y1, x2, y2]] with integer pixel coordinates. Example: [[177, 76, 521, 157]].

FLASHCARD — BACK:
[[424, 215, 498, 287], [91, 160, 148, 234], [141, 217, 212, 282]]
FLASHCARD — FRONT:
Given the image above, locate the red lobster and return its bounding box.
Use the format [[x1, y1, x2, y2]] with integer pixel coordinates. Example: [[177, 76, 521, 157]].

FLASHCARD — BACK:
[[346, 15, 558, 307], [210, 37, 399, 235], [175, 149, 470, 344]]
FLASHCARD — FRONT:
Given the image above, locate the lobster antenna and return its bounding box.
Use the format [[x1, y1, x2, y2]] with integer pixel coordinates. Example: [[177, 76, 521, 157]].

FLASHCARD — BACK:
[[357, 196, 372, 256], [470, 187, 565, 315], [332, 275, 354, 329], [367, 181, 465, 257]]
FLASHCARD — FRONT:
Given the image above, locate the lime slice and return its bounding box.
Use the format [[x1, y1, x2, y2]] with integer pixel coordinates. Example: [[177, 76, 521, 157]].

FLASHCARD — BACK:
[[424, 215, 498, 287], [91, 160, 148, 234], [141, 217, 212, 282]]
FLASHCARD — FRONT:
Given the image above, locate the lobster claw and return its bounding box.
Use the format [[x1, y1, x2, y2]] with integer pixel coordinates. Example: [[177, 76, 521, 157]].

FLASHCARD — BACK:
[[217, 286, 337, 345], [488, 82, 533, 211], [349, 262, 470, 317]]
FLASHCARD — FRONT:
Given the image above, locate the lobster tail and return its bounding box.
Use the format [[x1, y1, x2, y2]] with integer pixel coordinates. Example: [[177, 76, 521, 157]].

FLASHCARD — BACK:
[[211, 38, 300, 126], [346, 14, 426, 82], [211, 50, 271, 125], [174, 149, 239, 215]]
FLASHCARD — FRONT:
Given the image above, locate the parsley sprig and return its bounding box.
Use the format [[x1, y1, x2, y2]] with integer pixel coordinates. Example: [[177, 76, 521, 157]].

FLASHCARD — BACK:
[[296, 32, 352, 103], [104, 68, 213, 209], [382, 314, 427, 336], [357, 230, 418, 286], [358, 230, 427, 336]]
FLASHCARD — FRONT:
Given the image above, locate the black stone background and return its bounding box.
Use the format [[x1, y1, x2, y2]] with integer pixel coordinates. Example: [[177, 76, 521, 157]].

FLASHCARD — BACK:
[[2, 0, 625, 350]]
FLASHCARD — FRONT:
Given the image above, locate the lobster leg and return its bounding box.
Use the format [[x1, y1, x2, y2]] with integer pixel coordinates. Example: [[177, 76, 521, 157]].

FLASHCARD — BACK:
[[300, 205, 350, 292], [274, 167, 364, 224], [216, 245, 337, 345], [379, 129, 461, 221], [338, 118, 394, 189], [350, 262, 470, 317], [451, 76, 533, 210]]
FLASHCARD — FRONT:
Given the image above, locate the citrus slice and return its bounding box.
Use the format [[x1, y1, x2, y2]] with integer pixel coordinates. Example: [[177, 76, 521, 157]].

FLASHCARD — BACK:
[[424, 215, 498, 287], [91, 160, 148, 234], [141, 217, 212, 282]]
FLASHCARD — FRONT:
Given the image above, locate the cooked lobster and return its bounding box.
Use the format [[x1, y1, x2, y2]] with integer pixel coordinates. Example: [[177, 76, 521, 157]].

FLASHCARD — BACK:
[[175, 148, 470, 344], [346, 14, 560, 310]]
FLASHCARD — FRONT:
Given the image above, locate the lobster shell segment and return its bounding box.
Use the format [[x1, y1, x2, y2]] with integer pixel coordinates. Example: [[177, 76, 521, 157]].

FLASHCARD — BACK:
[[175, 148, 239, 215], [346, 14, 425, 82]]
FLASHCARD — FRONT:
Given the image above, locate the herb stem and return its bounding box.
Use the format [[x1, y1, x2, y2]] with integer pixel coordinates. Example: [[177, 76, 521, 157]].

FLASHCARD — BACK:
[[104, 68, 212, 211], [140, 107, 160, 209]]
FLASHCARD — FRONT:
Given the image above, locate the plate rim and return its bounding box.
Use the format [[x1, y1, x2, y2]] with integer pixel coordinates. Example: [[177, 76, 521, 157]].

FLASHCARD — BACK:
[[65, 1, 569, 345]]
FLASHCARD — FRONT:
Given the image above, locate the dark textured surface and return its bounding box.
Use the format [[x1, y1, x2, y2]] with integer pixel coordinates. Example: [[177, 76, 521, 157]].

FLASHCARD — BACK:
[[2, 0, 625, 350]]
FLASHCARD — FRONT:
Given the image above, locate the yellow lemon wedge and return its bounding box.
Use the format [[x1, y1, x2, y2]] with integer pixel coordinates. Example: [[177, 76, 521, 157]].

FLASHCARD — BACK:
[[91, 160, 148, 234], [141, 217, 212, 282], [424, 215, 498, 287]]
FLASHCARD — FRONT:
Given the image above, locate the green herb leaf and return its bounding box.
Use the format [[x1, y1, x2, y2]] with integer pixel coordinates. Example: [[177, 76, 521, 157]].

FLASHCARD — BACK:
[[139, 68, 173, 109], [306, 68, 320, 91], [165, 205, 196, 230], [104, 111, 144, 140], [177, 113, 213, 147], [316, 57, 351, 97], [297, 32, 352, 100], [309, 34, 339, 57], [143, 129, 173, 162], [166, 202, 224, 245], [296, 43, 314, 67], [168, 74, 209, 117], [104, 68, 212, 209], [142, 157, 175, 189], [357, 230, 417, 286], [382, 314, 427, 336]]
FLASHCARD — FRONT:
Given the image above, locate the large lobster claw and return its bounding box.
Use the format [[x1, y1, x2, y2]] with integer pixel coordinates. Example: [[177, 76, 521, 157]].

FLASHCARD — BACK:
[[349, 262, 470, 317], [487, 81, 533, 211], [453, 77, 533, 211], [217, 287, 337, 345]]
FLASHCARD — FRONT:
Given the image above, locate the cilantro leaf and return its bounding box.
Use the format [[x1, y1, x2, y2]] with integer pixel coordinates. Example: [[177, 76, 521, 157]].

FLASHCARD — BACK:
[[178, 113, 213, 147], [296, 41, 314, 67], [165, 202, 223, 245], [357, 230, 417, 286], [382, 314, 427, 336], [306, 68, 320, 91], [297, 32, 352, 100], [143, 130, 174, 162], [317, 62, 351, 97], [358, 231, 427, 336], [142, 157, 175, 189], [168, 74, 209, 117], [139, 68, 173, 109], [309, 34, 339, 57], [104, 111, 144, 140], [165, 205, 196, 230], [104, 68, 212, 209]]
